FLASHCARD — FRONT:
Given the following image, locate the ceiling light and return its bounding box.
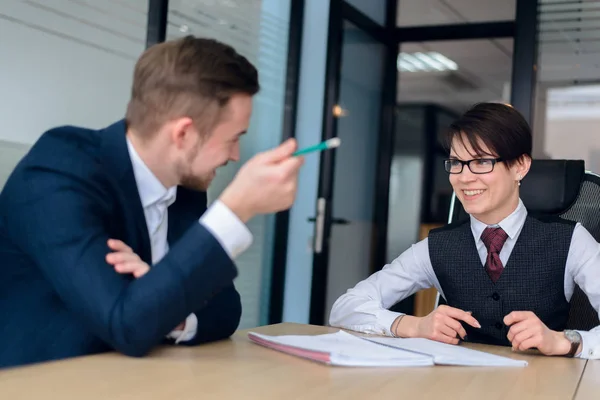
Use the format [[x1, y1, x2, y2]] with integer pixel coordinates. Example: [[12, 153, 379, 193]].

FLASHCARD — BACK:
[[332, 104, 348, 117], [398, 60, 417, 72], [429, 52, 458, 70], [397, 52, 458, 72]]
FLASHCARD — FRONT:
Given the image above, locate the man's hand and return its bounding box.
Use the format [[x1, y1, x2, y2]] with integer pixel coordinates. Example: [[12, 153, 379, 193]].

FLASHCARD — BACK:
[[504, 311, 575, 355], [219, 138, 304, 223], [106, 239, 185, 330], [394, 305, 481, 345], [106, 239, 150, 278]]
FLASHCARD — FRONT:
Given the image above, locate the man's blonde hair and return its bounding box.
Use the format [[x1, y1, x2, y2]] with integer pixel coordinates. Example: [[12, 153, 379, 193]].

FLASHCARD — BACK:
[[125, 35, 259, 136]]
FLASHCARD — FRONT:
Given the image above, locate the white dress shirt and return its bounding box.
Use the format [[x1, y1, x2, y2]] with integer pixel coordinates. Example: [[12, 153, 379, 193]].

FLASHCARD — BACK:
[[126, 139, 252, 343], [329, 199, 600, 359]]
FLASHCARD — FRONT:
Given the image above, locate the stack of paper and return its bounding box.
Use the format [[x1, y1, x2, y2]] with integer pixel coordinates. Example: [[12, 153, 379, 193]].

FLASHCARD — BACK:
[[364, 336, 528, 367], [248, 330, 528, 368], [248, 331, 433, 367]]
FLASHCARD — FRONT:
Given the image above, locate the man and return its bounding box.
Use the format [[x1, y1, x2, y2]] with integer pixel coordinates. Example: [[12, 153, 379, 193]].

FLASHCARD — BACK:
[[0, 36, 303, 368], [330, 103, 600, 359]]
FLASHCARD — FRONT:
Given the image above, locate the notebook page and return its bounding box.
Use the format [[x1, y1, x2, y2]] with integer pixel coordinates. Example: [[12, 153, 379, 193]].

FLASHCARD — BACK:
[[248, 331, 434, 367], [363, 337, 527, 367]]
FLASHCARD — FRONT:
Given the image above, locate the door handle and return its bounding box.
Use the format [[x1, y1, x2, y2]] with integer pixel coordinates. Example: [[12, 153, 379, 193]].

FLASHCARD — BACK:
[[314, 198, 326, 254]]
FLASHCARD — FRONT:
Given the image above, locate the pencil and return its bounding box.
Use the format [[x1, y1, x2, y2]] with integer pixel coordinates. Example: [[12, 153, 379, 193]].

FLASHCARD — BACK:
[[292, 137, 341, 156]]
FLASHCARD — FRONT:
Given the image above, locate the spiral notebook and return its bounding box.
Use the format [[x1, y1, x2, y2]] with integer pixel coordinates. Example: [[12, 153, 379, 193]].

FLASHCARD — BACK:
[[248, 330, 527, 368]]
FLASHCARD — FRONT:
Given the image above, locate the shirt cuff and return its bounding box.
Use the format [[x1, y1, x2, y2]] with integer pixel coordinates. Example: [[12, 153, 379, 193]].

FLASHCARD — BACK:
[[166, 313, 198, 344], [377, 310, 404, 337], [576, 330, 600, 359], [199, 200, 253, 259]]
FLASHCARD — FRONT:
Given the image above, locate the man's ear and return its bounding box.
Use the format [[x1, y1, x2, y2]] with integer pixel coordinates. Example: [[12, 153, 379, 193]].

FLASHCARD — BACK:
[[170, 117, 194, 149]]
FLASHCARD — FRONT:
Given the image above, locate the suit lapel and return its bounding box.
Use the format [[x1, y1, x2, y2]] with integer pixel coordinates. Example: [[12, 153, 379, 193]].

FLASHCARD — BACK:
[[99, 120, 152, 264]]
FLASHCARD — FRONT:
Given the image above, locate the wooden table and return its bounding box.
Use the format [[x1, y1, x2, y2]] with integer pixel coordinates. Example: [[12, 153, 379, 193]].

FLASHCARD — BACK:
[[576, 358, 600, 399], [0, 323, 597, 399]]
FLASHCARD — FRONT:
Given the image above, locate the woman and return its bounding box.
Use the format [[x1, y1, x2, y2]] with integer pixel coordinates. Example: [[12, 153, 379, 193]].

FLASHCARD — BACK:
[[329, 102, 600, 359]]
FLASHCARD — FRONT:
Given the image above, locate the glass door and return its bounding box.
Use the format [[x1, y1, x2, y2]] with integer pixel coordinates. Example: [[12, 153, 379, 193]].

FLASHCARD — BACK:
[[309, 12, 391, 325]]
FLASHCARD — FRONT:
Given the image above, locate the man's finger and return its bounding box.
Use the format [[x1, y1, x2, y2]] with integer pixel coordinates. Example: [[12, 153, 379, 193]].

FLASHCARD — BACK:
[[106, 252, 139, 264], [275, 156, 304, 178], [106, 252, 140, 265], [261, 138, 298, 163], [108, 239, 130, 251], [114, 262, 148, 275], [504, 311, 533, 326], [114, 263, 137, 274], [440, 306, 481, 328], [107, 239, 133, 253], [133, 268, 149, 278]]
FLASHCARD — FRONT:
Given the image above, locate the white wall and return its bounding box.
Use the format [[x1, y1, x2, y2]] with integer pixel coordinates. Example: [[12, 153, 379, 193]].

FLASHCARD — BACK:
[[541, 85, 600, 170], [0, 0, 146, 146], [545, 118, 600, 172], [0, 140, 29, 189], [0, 0, 146, 186]]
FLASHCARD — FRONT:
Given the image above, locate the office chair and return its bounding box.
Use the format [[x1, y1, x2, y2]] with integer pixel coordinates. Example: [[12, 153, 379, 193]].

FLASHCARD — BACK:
[[441, 159, 600, 331]]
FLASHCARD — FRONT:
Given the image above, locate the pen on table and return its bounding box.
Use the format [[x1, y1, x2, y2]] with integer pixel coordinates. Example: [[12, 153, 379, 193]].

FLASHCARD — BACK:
[[292, 138, 341, 157]]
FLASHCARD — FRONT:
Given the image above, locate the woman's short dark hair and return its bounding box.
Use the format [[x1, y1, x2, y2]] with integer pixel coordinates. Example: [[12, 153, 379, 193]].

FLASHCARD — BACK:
[[443, 102, 532, 167]]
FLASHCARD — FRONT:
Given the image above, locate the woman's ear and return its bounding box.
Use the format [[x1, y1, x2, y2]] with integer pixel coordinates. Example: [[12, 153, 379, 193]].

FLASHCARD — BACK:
[[515, 155, 532, 182]]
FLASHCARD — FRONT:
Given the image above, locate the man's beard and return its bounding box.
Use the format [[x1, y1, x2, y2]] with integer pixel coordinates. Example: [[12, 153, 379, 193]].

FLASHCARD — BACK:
[[180, 172, 213, 191], [177, 143, 214, 191]]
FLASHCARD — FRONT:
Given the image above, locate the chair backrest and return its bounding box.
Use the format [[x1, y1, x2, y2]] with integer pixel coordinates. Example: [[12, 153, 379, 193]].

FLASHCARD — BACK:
[[443, 159, 599, 331]]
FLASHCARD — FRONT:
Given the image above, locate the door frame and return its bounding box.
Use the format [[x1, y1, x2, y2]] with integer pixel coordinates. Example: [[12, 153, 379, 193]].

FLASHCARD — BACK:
[[308, 0, 398, 325]]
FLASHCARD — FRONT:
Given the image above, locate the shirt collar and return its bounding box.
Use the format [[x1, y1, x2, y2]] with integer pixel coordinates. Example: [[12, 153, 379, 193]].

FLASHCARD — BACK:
[[470, 198, 527, 242], [126, 137, 177, 209]]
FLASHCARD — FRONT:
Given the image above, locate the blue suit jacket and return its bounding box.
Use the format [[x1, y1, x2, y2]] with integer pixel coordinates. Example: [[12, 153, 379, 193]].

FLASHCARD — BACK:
[[0, 120, 242, 369]]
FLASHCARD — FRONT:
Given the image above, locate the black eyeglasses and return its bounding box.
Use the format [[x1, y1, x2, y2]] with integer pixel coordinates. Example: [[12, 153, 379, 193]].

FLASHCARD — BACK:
[[444, 158, 503, 174]]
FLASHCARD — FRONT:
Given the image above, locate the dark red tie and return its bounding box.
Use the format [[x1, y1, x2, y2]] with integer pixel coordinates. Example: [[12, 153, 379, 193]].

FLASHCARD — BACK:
[[481, 227, 509, 282]]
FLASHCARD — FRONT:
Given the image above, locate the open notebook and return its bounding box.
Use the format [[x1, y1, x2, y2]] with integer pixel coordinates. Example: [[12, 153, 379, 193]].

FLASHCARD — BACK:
[[248, 330, 527, 368]]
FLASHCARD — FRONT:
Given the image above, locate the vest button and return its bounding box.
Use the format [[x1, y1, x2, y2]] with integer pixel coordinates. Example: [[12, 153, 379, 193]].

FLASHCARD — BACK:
[[495, 322, 503, 330], [492, 292, 500, 301]]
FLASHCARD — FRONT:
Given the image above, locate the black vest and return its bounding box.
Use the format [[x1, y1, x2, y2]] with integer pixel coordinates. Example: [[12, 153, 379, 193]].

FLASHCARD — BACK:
[[428, 215, 575, 346]]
